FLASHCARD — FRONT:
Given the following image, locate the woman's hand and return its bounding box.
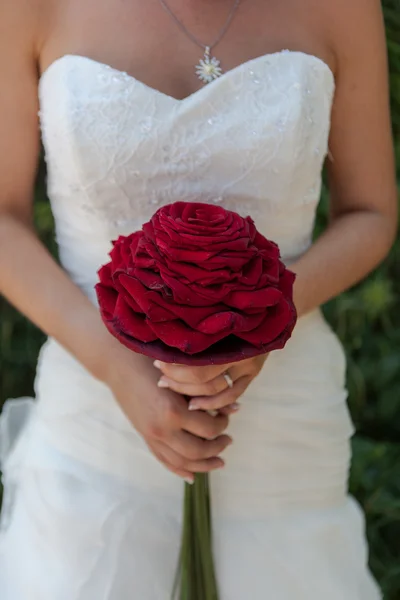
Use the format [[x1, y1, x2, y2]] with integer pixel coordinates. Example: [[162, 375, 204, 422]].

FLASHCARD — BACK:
[[104, 346, 232, 483], [154, 355, 268, 414]]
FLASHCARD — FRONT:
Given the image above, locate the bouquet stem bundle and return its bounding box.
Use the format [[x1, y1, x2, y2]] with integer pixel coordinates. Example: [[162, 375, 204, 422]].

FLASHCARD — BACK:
[[174, 474, 218, 600]]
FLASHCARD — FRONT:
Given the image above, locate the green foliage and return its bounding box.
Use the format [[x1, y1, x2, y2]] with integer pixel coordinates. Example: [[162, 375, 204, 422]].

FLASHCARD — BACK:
[[0, 4, 399, 598], [0, 161, 53, 402]]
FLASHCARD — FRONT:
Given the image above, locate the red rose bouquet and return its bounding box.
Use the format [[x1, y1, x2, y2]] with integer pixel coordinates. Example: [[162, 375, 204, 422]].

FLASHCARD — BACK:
[[96, 202, 297, 599]]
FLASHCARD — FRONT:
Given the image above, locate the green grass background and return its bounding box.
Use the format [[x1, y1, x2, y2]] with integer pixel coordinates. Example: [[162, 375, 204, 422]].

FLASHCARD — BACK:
[[1, 3, 399, 597]]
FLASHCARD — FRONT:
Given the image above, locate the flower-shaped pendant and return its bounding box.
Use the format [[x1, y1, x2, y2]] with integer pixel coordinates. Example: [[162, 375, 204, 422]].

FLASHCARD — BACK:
[[195, 47, 223, 84]]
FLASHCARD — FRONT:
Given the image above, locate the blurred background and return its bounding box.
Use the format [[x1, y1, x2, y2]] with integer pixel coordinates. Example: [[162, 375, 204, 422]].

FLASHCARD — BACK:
[[1, 2, 400, 598]]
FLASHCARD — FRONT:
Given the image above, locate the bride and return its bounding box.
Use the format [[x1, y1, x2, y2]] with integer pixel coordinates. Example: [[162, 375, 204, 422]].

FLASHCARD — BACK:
[[0, 0, 397, 598]]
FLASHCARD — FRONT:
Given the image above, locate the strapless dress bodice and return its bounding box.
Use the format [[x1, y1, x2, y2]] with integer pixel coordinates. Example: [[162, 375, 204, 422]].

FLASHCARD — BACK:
[[38, 50, 335, 299]]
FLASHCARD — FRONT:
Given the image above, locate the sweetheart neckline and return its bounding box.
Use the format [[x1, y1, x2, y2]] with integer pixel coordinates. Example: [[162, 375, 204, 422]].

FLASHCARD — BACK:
[[38, 50, 335, 103]]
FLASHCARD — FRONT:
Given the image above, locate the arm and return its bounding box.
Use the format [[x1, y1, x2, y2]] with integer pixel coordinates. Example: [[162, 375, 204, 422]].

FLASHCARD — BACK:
[[0, 0, 115, 379], [292, 0, 397, 317], [0, 0, 230, 480]]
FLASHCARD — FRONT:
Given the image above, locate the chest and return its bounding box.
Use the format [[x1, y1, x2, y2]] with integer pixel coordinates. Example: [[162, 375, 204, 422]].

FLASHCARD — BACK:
[[42, 0, 332, 101]]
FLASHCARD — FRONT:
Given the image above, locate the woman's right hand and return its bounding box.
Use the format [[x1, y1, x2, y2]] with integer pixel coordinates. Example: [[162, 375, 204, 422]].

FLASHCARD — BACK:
[[103, 345, 232, 482]]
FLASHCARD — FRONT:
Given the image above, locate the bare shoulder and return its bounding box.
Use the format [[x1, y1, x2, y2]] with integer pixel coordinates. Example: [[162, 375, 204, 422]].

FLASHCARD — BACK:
[[0, 0, 51, 66], [323, 0, 386, 39], [314, 0, 396, 225], [317, 0, 387, 71], [0, 0, 54, 214]]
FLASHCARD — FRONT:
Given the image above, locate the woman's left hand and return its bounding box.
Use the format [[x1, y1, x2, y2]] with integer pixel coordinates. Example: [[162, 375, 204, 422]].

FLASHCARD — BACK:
[[154, 355, 268, 415]]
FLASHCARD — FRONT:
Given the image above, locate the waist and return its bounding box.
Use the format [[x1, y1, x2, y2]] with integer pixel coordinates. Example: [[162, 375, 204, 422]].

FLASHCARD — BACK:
[[35, 308, 346, 410], [31, 309, 353, 499]]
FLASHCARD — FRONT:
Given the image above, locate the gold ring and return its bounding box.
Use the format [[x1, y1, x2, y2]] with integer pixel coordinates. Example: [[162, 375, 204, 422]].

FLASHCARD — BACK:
[[223, 371, 234, 389]]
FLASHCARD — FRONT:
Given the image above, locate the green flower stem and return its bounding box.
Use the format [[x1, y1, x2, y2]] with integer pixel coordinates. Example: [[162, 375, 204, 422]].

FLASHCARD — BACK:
[[174, 474, 219, 600], [180, 484, 190, 599], [191, 484, 203, 600], [194, 474, 218, 599]]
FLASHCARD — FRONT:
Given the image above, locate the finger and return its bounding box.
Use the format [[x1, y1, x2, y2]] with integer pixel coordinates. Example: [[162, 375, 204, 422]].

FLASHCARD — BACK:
[[188, 375, 252, 411], [219, 403, 241, 416], [154, 361, 232, 384], [170, 430, 232, 462], [149, 442, 195, 483], [183, 407, 230, 439], [158, 373, 230, 397], [154, 389, 229, 439], [152, 440, 225, 475]]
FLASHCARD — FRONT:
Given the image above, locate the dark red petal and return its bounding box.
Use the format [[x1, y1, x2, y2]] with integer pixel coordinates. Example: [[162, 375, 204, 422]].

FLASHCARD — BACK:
[[180, 202, 227, 224], [160, 273, 216, 306], [109, 233, 142, 272], [97, 263, 113, 287], [113, 296, 158, 342], [257, 261, 281, 286], [253, 231, 281, 256], [226, 287, 282, 310], [131, 269, 165, 292], [240, 256, 263, 286], [196, 252, 253, 272], [163, 258, 237, 285], [196, 310, 265, 335], [279, 266, 296, 297], [128, 232, 143, 261], [149, 319, 228, 354], [109, 241, 124, 270], [114, 276, 143, 313], [154, 246, 216, 263], [164, 211, 232, 234], [142, 220, 157, 244], [118, 274, 174, 322], [135, 238, 165, 269], [95, 283, 118, 319], [236, 299, 293, 346], [188, 280, 239, 303], [157, 302, 226, 328]]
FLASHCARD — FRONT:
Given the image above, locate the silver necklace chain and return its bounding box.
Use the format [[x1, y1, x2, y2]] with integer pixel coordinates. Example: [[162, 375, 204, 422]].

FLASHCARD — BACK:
[[158, 0, 241, 53], [158, 0, 242, 84]]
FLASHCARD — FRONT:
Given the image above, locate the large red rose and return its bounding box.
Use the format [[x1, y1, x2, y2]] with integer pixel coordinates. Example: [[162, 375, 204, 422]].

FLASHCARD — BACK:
[[96, 202, 297, 365]]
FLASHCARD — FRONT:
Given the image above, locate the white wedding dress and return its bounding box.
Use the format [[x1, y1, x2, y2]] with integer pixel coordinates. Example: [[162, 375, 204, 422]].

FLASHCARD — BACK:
[[0, 50, 381, 599]]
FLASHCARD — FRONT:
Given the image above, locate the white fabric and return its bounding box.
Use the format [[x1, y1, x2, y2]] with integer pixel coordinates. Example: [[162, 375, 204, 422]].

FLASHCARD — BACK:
[[0, 50, 381, 599]]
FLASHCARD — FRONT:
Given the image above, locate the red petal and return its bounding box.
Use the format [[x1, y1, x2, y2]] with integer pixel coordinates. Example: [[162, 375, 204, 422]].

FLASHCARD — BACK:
[[279, 267, 296, 297], [227, 287, 282, 310], [113, 296, 158, 342], [95, 283, 117, 319], [149, 319, 227, 354], [236, 299, 293, 346], [97, 263, 113, 287], [118, 274, 174, 322], [196, 310, 265, 334]]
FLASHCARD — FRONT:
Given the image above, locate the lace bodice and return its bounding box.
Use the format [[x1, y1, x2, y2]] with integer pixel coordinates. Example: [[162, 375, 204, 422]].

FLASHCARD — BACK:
[[38, 50, 335, 298]]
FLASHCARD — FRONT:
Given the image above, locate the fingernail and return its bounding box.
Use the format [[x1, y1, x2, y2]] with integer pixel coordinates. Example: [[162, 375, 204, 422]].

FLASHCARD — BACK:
[[188, 402, 201, 411], [157, 379, 169, 388], [230, 402, 241, 412], [185, 477, 194, 485], [153, 360, 162, 369]]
